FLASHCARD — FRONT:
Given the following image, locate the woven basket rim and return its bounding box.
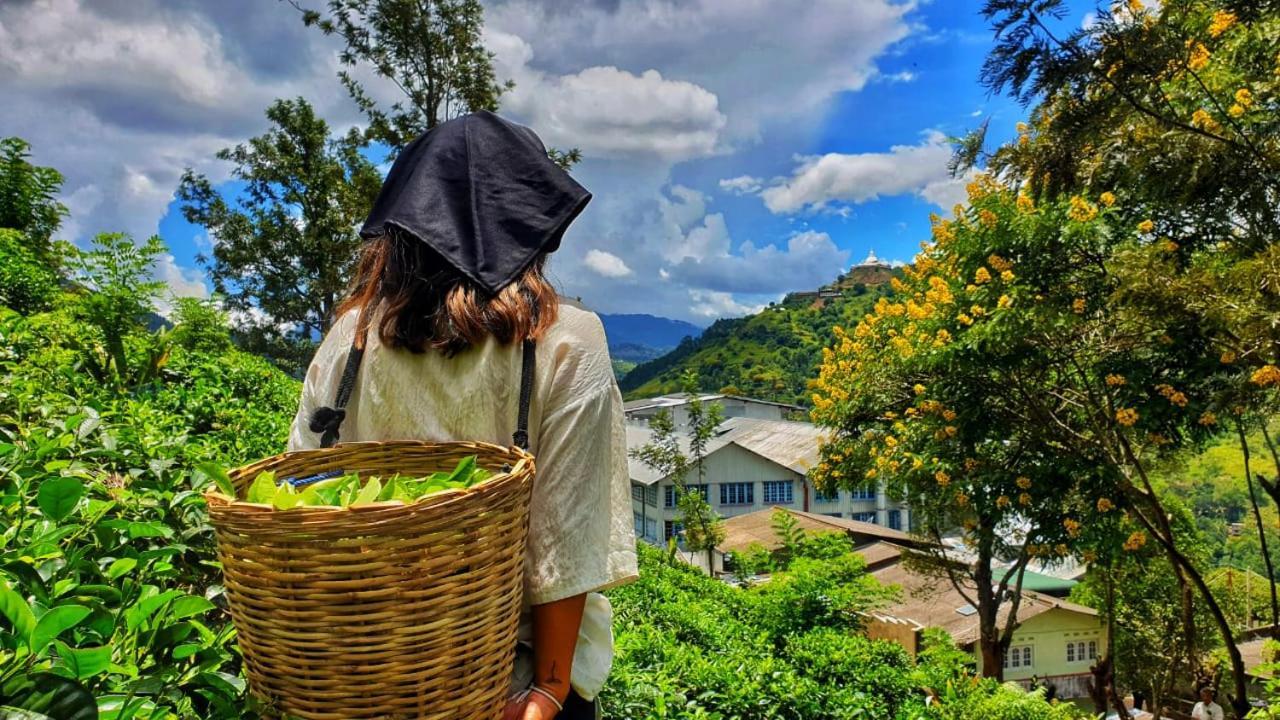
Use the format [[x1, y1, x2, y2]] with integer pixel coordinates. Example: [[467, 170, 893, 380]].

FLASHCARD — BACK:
[[204, 439, 534, 515]]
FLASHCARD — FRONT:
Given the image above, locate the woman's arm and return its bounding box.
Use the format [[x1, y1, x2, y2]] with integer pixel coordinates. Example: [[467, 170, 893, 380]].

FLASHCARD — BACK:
[[531, 592, 587, 704]]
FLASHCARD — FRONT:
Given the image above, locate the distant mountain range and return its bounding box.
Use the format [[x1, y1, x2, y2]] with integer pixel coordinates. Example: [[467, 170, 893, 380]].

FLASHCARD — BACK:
[[598, 314, 703, 372]]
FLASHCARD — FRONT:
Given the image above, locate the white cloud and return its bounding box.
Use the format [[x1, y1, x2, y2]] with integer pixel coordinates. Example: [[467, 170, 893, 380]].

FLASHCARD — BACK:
[[488, 31, 726, 160], [688, 289, 767, 320], [719, 175, 763, 195], [877, 70, 917, 83], [666, 229, 850, 295], [153, 253, 210, 316], [583, 249, 633, 278], [759, 130, 956, 214]]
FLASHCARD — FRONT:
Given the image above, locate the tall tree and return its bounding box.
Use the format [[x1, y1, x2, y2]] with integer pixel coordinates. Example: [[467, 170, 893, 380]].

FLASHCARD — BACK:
[[177, 97, 382, 373], [0, 137, 68, 259], [630, 372, 726, 574], [293, 0, 510, 151]]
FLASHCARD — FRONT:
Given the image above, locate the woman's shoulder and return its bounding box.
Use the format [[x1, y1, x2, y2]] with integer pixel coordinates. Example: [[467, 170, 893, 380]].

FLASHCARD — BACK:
[[546, 298, 607, 349]]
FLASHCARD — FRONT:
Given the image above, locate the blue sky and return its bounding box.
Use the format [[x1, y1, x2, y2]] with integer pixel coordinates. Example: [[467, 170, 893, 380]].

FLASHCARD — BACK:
[[2, 0, 1097, 324]]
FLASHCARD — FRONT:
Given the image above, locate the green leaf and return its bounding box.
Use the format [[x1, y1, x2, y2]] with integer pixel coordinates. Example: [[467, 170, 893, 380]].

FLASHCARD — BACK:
[[196, 461, 236, 498], [351, 477, 381, 505], [168, 596, 215, 620], [36, 477, 83, 521], [126, 522, 173, 539], [105, 558, 137, 580], [446, 455, 476, 485], [245, 471, 276, 504], [1, 673, 97, 720], [170, 643, 201, 660], [0, 582, 36, 643], [55, 642, 112, 679], [31, 605, 91, 653], [270, 483, 300, 510]]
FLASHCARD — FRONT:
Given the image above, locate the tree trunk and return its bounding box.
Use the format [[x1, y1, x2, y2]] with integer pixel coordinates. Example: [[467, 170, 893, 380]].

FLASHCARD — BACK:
[[1240, 421, 1279, 627], [974, 534, 1004, 680]]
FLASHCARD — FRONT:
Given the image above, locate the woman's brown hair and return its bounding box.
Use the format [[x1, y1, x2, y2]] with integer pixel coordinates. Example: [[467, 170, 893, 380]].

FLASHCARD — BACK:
[[337, 228, 559, 355]]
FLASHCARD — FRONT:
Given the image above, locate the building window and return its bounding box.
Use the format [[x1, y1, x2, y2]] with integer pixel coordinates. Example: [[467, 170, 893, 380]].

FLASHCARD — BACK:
[[815, 487, 839, 503], [824, 512, 843, 518], [720, 482, 754, 506], [645, 486, 658, 507], [763, 480, 794, 504], [645, 519, 657, 539], [664, 520, 684, 540], [634, 513, 644, 535], [1067, 641, 1098, 663], [1004, 645, 1033, 670], [850, 487, 876, 501], [632, 485, 644, 502], [851, 511, 878, 524], [888, 509, 902, 530], [666, 484, 709, 507]]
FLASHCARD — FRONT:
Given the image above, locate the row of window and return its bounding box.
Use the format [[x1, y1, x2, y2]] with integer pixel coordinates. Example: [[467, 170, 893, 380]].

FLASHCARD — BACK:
[[633, 482, 881, 508], [1000, 640, 1099, 671]]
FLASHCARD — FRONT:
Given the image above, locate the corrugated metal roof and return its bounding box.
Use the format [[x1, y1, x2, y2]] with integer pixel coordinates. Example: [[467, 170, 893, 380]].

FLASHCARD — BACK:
[[623, 394, 804, 413], [626, 417, 825, 486]]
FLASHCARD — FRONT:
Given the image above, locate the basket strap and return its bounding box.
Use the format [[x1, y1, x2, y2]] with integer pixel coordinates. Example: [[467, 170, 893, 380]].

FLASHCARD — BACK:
[[309, 339, 365, 449], [513, 338, 536, 451], [309, 332, 538, 451]]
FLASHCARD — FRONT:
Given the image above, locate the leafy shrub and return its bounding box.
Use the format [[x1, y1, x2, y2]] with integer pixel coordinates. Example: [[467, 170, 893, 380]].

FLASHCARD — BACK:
[[0, 228, 59, 314]]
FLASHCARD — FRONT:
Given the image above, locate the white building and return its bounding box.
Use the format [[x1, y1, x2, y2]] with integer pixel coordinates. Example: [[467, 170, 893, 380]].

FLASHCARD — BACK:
[[623, 394, 803, 429], [628, 416, 912, 544]]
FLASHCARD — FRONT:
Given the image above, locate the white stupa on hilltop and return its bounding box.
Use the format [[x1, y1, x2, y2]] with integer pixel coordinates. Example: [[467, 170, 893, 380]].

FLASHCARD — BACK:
[[854, 249, 891, 269]]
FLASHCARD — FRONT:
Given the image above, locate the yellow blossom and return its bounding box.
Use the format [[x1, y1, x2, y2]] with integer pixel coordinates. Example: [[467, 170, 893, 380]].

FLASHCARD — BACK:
[[1068, 195, 1098, 222], [935, 471, 951, 486], [1016, 476, 1032, 489], [978, 209, 999, 228], [1156, 383, 1189, 407], [1188, 41, 1210, 71], [1235, 88, 1252, 108], [1190, 108, 1217, 132], [970, 304, 986, 317], [1097, 497, 1114, 512], [944, 425, 957, 437], [987, 254, 1012, 272], [1019, 493, 1032, 506], [1126, 0, 1142, 14], [1221, 350, 1237, 364], [1116, 407, 1139, 426], [956, 492, 969, 507], [1073, 298, 1087, 314], [1106, 374, 1127, 387], [1251, 365, 1280, 387], [1209, 10, 1236, 37], [1016, 194, 1035, 212], [1162, 239, 1179, 252], [974, 267, 992, 284], [1083, 550, 1098, 563], [996, 495, 1011, 509], [1064, 518, 1081, 537], [1001, 269, 1015, 282], [943, 409, 958, 422], [958, 313, 974, 326], [1199, 411, 1218, 426], [1099, 191, 1116, 207], [1138, 219, 1155, 234], [913, 384, 927, 395], [1229, 104, 1245, 118], [1123, 531, 1148, 552], [964, 458, 979, 471], [866, 468, 878, 479], [998, 294, 1013, 309]]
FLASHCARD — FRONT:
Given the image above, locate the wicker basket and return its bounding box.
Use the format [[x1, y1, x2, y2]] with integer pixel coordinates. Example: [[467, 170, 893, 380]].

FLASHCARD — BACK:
[[205, 440, 535, 720]]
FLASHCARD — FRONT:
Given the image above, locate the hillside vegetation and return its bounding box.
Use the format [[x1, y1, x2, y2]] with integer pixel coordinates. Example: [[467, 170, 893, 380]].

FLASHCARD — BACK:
[[620, 286, 890, 405]]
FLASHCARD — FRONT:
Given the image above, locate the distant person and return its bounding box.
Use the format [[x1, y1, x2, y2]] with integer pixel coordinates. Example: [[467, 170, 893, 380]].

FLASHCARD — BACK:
[[1132, 689, 1145, 711], [1192, 686, 1224, 720]]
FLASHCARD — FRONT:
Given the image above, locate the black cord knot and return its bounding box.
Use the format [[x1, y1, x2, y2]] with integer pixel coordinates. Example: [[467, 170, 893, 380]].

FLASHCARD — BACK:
[[309, 406, 346, 447]]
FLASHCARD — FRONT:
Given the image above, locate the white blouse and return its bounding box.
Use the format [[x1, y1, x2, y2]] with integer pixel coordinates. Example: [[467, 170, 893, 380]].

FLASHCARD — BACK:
[[287, 301, 639, 700]]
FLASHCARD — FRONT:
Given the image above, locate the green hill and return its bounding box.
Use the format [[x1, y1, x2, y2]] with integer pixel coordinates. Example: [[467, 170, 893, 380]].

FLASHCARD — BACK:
[[619, 285, 892, 406]]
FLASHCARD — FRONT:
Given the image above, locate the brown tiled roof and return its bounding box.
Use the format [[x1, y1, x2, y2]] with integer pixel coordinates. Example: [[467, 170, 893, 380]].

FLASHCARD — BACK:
[[718, 506, 918, 555]]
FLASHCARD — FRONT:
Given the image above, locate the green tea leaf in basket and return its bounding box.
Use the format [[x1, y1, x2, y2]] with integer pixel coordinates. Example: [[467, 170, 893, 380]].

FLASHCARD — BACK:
[[245, 472, 277, 504], [351, 477, 382, 505], [270, 483, 300, 510], [196, 461, 236, 498]]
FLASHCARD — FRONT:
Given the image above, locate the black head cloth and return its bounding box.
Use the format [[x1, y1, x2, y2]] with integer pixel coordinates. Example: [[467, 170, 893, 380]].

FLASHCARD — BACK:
[[359, 110, 592, 295]]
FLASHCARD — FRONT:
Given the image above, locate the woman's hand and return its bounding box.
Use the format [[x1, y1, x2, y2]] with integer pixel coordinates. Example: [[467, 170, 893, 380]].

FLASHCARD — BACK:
[[502, 690, 560, 720]]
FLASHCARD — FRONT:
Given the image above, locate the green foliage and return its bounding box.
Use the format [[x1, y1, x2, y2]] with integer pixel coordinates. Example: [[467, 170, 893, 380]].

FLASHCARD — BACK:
[[297, 0, 510, 150], [0, 137, 67, 256], [0, 228, 59, 315], [63, 233, 167, 386], [232, 456, 492, 508], [750, 552, 896, 644], [168, 298, 233, 356], [0, 303, 298, 717], [603, 545, 1086, 720], [177, 97, 382, 374], [621, 288, 889, 405]]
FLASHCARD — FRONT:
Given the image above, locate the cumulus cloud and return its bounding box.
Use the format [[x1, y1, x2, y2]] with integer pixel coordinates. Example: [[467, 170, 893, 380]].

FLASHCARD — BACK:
[[687, 289, 768, 320], [583, 249, 634, 278], [759, 131, 957, 214], [719, 175, 763, 195], [667, 229, 850, 295], [152, 254, 210, 316]]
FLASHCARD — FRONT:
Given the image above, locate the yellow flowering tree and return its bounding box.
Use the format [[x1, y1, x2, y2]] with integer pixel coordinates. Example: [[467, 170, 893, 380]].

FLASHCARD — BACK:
[[812, 179, 1248, 706]]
